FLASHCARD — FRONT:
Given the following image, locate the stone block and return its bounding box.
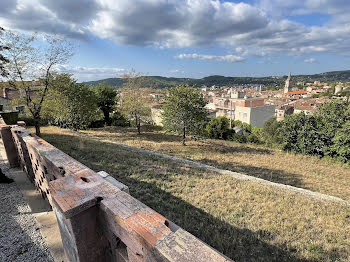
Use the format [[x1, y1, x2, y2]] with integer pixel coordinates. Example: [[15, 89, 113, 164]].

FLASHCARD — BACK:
[[97, 171, 129, 193]]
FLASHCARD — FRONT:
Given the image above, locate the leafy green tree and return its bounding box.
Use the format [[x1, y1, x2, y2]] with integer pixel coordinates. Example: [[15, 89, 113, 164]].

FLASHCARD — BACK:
[[110, 111, 129, 127], [314, 101, 350, 157], [121, 70, 151, 134], [94, 84, 117, 125], [43, 74, 98, 130], [296, 115, 321, 155], [332, 121, 350, 163], [250, 126, 264, 144], [3, 30, 73, 135], [263, 117, 281, 146], [279, 113, 320, 154], [206, 117, 230, 139], [162, 85, 207, 145]]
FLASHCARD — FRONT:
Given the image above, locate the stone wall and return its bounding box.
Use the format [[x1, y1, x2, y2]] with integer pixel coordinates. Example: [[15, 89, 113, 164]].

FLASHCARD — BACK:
[[0, 122, 231, 262]]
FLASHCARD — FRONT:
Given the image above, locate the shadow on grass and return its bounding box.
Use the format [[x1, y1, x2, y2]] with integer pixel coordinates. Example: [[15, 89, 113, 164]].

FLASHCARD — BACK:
[[203, 140, 273, 155], [200, 158, 305, 188], [89, 127, 273, 156], [39, 131, 329, 262], [123, 179, 312, 262]]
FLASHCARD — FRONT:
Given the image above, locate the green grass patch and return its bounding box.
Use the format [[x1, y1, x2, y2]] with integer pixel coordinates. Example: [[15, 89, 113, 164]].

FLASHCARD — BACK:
[[36, 126, 350, 262]]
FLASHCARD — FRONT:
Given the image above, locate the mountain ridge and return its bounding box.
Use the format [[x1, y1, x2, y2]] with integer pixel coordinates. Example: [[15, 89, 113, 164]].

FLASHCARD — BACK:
[[85, 70, 350, 88]]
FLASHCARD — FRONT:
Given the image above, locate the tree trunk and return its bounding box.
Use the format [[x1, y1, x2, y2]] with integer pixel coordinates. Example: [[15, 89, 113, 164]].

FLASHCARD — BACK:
[[137, 118, 141, 135], [182, 126, 186, 146], [103, 110, 110, 126], [34, 121, 41, 136], [135, 114, 141, 135]]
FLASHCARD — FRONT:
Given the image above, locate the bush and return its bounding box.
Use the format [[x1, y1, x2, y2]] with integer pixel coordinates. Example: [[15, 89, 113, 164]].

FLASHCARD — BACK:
[[110, 111, 130, 127], [232, 133, 247, 143], [251, 126, 264, 143], [276, 101, 350, 159], [17, 116, 48, 127], [246, 134, 260, 144], [242, 122, 252, 133], [0, 111, 18, 124], [89, 120, 105, 128], [279, 113, 321, 154], [332, 121, 350, 163], [263, 117, 281, 146], [314, 101, 350, 157], [206, 117, 230, 139]]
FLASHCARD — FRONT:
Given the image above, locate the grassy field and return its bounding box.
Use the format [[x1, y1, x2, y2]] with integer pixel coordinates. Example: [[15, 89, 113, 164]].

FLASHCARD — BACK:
[[38, 126, 350, 262], [80, 126, 350, 202]]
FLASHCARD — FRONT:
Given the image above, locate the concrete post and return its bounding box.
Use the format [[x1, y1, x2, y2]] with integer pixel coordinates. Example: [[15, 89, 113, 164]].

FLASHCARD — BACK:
[[17, 121, 26, 127]]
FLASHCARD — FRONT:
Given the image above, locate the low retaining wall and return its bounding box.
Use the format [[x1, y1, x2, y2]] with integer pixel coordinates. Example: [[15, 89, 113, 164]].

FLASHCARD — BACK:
[[0, 123, 231, 262]]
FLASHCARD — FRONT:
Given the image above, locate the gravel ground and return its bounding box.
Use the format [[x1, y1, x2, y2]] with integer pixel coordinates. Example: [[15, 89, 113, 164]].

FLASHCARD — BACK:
[[0, 182, 54, 262]]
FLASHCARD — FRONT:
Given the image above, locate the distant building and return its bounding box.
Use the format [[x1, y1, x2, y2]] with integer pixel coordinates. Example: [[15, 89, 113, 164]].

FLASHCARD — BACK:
[[275, 105, 294, 121], [235, 98, 275, 128], [294, 105, 316, 115], [150, 104, 163, 126], [230, 89, 245, 99], [335, 85, 343, 94], [285, 90, 308, 99], [284, 72, 292, 94]]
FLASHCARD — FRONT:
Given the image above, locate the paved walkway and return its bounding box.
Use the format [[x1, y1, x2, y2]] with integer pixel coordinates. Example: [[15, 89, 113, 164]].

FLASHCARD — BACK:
[[0, 141, 65, 262]]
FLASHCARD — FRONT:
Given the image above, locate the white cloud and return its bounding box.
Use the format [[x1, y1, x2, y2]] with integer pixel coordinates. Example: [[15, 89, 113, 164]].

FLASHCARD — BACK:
[[175, 53, 245, 62], [55, 65, 125, 81], [304, 58, 317, 63], [88, 0, 267, 48], [1, 0, 350, 57], [0, 0, 88, 39]]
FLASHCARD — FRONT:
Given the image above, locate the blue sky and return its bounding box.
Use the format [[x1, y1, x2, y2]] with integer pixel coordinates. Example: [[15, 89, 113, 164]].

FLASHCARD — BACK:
[[1, 0, 350, 81]]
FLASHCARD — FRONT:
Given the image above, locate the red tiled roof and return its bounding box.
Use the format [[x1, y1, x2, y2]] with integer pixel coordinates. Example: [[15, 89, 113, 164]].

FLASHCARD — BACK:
[[286, 90, 308, 95]]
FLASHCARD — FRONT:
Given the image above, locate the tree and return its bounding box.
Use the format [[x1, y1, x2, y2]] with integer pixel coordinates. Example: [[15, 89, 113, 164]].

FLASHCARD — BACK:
[[121, 70, 151, 134], [0, 27, 9, 78], [332, 121, 350, 163], [43, 73, 98, 130], [206, 117, 230, 139], [263, 117, 281, 146], [3, 30, 73, 136], [94, 83, 117, 125], [314, 101, 350, 157], [162, 85, 207, 145]]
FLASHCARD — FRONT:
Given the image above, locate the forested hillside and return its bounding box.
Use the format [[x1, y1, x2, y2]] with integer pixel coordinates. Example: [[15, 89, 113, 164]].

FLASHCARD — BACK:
[[85, 70, 350, 88]]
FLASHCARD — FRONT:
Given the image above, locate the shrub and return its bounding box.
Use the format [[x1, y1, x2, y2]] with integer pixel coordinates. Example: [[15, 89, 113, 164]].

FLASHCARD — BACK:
[[89, 120, 105, 128], [332, 121, 350, 163], [242, 122, 252, 133], [232, 133, 247, 143], [206, 117, 230, 139], [18, 115, 48, 127], [314, 101, 350, 157], [263, 117, 281, 146], [0, 111, 18, 124], [110, 111, 130, 127], [246, 134, 261, 144]]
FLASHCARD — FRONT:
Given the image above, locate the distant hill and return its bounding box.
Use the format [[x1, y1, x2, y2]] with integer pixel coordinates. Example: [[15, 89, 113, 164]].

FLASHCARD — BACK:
[[85, 70, 350, 88]]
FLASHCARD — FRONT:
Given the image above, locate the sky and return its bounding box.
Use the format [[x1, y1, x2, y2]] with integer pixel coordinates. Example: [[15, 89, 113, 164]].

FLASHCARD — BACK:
[[1, 0, 350, 81]]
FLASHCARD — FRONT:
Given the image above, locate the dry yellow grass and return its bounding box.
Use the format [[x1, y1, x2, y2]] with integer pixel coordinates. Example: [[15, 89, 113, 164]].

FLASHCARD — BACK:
[[38, 126, 350, 262], [80, 126, 350, 202]]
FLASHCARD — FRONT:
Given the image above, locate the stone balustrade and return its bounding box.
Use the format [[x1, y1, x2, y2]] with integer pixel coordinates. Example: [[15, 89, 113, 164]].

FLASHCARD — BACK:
[[0, 122, 231, 262]]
